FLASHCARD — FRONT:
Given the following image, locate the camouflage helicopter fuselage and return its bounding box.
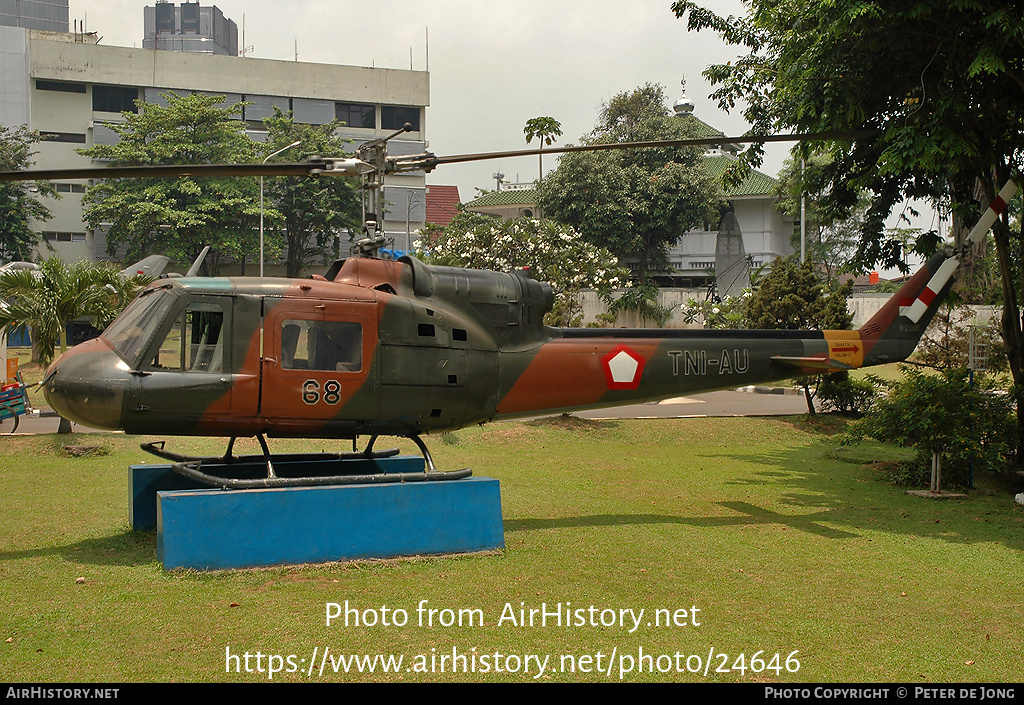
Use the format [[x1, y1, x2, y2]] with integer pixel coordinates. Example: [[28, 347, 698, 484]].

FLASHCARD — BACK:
[[44, 252, 948, 440]]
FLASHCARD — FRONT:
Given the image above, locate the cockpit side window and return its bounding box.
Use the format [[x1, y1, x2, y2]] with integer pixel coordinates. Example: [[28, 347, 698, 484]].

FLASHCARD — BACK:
[[151, 314, 183, 371], [102, 289, 177, 367], [281, 319, 361, 372], [147, 301, 226, 373]]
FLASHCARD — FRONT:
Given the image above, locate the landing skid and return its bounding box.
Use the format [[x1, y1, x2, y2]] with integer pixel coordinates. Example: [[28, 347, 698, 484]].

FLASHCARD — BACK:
[[140, 434, 472, 490]]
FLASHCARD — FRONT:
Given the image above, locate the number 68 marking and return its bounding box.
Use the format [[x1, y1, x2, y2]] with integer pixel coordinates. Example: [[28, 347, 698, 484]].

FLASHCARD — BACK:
[[302, 379, 341, 405]]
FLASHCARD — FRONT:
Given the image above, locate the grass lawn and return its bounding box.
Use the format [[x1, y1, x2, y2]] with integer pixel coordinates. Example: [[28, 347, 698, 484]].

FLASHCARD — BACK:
[[1, 417, 1022, 683]]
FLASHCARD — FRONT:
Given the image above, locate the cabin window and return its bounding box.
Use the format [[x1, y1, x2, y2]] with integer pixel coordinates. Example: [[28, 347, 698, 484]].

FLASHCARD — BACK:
[[148, 302, 225, 372], [281, 320, 362, 372], [185, 304, 225, 372]]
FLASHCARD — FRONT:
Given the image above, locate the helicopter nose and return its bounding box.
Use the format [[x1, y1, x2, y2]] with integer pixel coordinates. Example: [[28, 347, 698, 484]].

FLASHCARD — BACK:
[[44, 338, 130, 431]]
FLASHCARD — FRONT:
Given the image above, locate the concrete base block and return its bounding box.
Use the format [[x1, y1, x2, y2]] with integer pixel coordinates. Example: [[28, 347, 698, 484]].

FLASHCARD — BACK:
[[148, 463, 503, 570], [129, 455, 427, 531]]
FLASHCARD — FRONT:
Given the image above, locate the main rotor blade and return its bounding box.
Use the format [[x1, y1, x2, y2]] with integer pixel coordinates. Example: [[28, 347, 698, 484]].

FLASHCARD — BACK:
[[432, 130, 875, 166], [0, 159, 372, 182], [0, 130, 873, 182]]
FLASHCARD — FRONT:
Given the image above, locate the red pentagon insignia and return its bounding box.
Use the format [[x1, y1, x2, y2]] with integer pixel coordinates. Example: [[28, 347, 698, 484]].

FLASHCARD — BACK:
[[601, 344, 645, 390]]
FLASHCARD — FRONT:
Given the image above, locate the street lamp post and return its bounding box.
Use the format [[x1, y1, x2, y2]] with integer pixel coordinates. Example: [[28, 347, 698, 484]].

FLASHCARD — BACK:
[[260, 140, 301, 277]]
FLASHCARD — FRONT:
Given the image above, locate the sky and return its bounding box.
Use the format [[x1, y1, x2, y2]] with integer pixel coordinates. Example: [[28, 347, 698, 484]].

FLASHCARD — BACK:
[[62, 0, 940, 275], [66, 0, 792, 200]]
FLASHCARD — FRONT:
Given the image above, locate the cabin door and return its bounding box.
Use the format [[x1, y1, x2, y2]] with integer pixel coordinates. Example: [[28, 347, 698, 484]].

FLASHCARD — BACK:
[[260, 298, 378, 435]]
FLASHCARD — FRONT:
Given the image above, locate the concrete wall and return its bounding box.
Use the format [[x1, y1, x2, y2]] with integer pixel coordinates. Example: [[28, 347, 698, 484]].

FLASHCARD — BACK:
[[577, 288, 706, 329], [0, 26, 29, 126], [29, 39, 429, 108]]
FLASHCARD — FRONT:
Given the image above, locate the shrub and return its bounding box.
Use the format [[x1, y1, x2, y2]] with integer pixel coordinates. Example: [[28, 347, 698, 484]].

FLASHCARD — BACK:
[[844, 366, 1015, 488], [818, 372, 875, 414]]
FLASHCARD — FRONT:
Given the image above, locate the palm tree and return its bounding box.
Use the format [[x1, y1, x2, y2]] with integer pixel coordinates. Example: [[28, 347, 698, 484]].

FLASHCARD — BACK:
[[524, 116, 563, 183], [0, 258, 150, 432]]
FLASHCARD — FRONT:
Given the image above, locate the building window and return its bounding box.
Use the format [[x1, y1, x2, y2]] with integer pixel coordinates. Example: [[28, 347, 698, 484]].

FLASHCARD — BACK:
[[381, 105, 420, 131], [54, 183, 87, 194], [335, 102, 375, 129], [40, 132, 87, 143], [43, 232, 87, 242], [93, 85, 140, 114], [36, 80, 87, 94]]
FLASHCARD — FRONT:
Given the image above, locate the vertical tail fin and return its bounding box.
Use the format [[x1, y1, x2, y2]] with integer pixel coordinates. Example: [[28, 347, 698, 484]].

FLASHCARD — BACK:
[[858, 252, 953, 366], [857, 180, 1017, 367]]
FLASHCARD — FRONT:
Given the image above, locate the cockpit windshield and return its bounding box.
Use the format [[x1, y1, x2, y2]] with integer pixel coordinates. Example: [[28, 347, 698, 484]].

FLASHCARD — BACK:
[[102, 288, 177, 367]]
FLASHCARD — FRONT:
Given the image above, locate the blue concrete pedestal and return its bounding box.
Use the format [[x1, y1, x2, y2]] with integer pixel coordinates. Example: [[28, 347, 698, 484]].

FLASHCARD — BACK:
[[129, 458, 504, 570]]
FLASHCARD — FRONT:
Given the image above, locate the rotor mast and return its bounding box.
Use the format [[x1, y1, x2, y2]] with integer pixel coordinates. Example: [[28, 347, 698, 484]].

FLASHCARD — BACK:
[[352, 122, 416, 257]]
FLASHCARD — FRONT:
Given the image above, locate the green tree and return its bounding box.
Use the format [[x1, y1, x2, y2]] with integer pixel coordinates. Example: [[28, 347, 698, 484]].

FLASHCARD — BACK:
[[262, 109, 362, 278], [78, 93, 269, 275], [674, 0, 1024, 461], [745, 257, 853, 413], [0, 258, 147, 364], [606, 279, 673, 327], [523, 116, 562, 183], [0, 125, 57, 263], [416, 211, 626, 326], [0, 258, 150, 432], [537, 83, 720, 281], [745, 257, 851, 331], [680, 290, 751, 329]]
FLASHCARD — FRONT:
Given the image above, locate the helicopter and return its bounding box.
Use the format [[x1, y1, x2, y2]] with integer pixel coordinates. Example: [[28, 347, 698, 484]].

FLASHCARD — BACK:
[[0, 125, 1015, 488]]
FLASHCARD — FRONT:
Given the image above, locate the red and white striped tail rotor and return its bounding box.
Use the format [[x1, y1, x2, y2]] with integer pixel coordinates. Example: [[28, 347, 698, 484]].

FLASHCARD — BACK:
[[904, 180, 1018, 324]]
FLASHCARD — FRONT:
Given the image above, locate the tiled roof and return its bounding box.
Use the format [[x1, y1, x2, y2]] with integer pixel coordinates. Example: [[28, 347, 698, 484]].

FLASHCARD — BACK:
[[703, 156, 778, 197], [677, 114, 726, 140], [463, 189, 540, 208], [425, 185, 461, 226]]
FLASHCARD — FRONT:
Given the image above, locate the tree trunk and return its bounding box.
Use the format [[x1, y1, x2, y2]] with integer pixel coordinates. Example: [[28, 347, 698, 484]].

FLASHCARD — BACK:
[[989, 207, 1024, 469], [802, 380, 816, 415], [29, 327, 39, 364], [286, 228, 303, 279]]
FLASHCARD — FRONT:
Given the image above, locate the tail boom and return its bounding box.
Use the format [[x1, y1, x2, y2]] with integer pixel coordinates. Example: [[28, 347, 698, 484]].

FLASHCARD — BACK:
[[491, 181, 1016, 418]]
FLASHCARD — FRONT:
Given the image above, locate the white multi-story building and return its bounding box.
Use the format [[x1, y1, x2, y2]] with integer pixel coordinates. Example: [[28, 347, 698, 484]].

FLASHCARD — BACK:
[[0, 21, 429, 273]]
